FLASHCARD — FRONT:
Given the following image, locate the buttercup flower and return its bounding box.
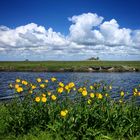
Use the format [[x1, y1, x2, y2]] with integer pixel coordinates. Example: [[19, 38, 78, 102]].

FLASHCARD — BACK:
[[73, 87, 76, 91], [45, 79, 48, 83], [90, 86, 93, 90], [22, 80, 28, 85], [105, 93, 109, 97], [68, 82, 75, 88], [134, 88, 138, 93], [120, 91, 124, 97], [90, 93, 95, 98], [16, 87, 23, 93], [65, 85, 69, 90], [60, 109, 68, 117], [9, 83, 13, 88], [42, 97, 47, 103], [42, 93, 46, 97], [82, 90, 87, 96], [31, 85, 36, 90], [40, 84, 45, 88], [37, 78, 42, 83], [133, 92, 137, 96], [35, 96, 40, 102], [97, 93, 103, 99], [58, 87, 64, 93], [78, 87, 83, 92], [48, 92, 51, 96], [15, 84, 19, 89], [51, 95, 57, 101], [16, 79, 20, 83], [51, 77, 56, 82], [59, 82, 64, 87], [109, 85, 112, 90]]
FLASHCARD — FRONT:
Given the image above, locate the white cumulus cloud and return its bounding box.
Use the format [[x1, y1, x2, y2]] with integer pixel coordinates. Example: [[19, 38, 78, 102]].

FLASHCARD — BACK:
[[0, 12, 140, 60]]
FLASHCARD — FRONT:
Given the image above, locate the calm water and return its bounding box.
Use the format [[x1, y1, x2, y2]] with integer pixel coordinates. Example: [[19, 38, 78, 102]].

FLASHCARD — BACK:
[[0, 72, 140, 101]]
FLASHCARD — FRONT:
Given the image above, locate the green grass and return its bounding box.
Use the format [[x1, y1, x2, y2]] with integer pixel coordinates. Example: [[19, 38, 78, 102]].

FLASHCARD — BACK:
[[0, 61, 140, 71]]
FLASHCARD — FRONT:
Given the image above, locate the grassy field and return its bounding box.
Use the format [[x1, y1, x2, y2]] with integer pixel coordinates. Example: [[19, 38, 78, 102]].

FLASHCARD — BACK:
[[0, 61, 140, 71]]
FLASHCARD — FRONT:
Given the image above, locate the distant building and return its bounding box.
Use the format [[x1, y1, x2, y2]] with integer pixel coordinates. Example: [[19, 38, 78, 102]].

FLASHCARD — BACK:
[[25, 59, 29, 62], [87, 57, 99, 61]]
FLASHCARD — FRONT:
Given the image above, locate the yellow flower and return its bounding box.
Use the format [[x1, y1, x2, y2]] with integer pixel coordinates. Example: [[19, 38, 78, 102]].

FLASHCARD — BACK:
[[9, 83, 13, 88], [59, 82, 64, 87], [16, 87, 23, 93], [105, 93, 109, 97], [37, 78, 41, 83], [65, 85, 69, 90], [87, 99, 92, 104], [40, 84, 45, 88], [90, 86, 93, 90], [133, 92, 137, 96], [138, 92, 140, 96], [68, 82, 75, 88], [42, 93, 46, 97], [60, 110, 68, 117], [48, 92, 51, 96], [22, 80, 28, 85], [31, 85, 36, 90], [119, 99, 123, 103], [90, 93, 95, 98], [58, 87, 64, 93], [29, 90, 32, 94], [120, 91, 124, 97], [16, 79, 20, 83], [73, 87, 76, 91], [78, 87, 83, 92], [96, 93, 103, 99], [109, 85, 112, 90], [42, 97, 47, 102], [65, 109, 68, 114], [134, 88, 138, 93], [45, 79, 48, 83], [82, 90, 87, 96], [35, 96, 40, 102], [51, 77, 56, 82], [51, 95, 57, 101], [15, 84, 19, 89], [83, 87, 86, 90]]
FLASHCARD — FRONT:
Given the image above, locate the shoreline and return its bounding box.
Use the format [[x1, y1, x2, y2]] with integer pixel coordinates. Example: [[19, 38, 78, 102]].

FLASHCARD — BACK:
[[0, 66, 139, 72]]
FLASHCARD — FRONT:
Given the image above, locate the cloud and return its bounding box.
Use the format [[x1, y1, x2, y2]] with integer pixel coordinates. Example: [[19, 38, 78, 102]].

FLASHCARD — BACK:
[[68, 13, 104, 45], [100, 19, 132, 46], [0, 13, 140, 60]]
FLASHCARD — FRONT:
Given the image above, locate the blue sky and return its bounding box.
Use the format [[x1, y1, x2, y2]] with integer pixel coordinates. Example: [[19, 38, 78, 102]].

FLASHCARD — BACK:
[[0, 0, 140, 60]]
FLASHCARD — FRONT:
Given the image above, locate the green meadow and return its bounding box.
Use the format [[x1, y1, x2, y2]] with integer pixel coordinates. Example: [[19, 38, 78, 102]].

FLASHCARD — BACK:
[[0, 61, 140, 71]]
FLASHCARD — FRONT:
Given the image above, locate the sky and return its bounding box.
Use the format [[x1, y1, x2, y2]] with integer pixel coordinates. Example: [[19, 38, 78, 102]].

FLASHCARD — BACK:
[[0, 0, 140, 61]]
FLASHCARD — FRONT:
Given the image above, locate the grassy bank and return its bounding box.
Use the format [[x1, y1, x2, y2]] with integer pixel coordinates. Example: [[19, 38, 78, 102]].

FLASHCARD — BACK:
[[0, 61, 140, 72], [0, 77, 140, 139]]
